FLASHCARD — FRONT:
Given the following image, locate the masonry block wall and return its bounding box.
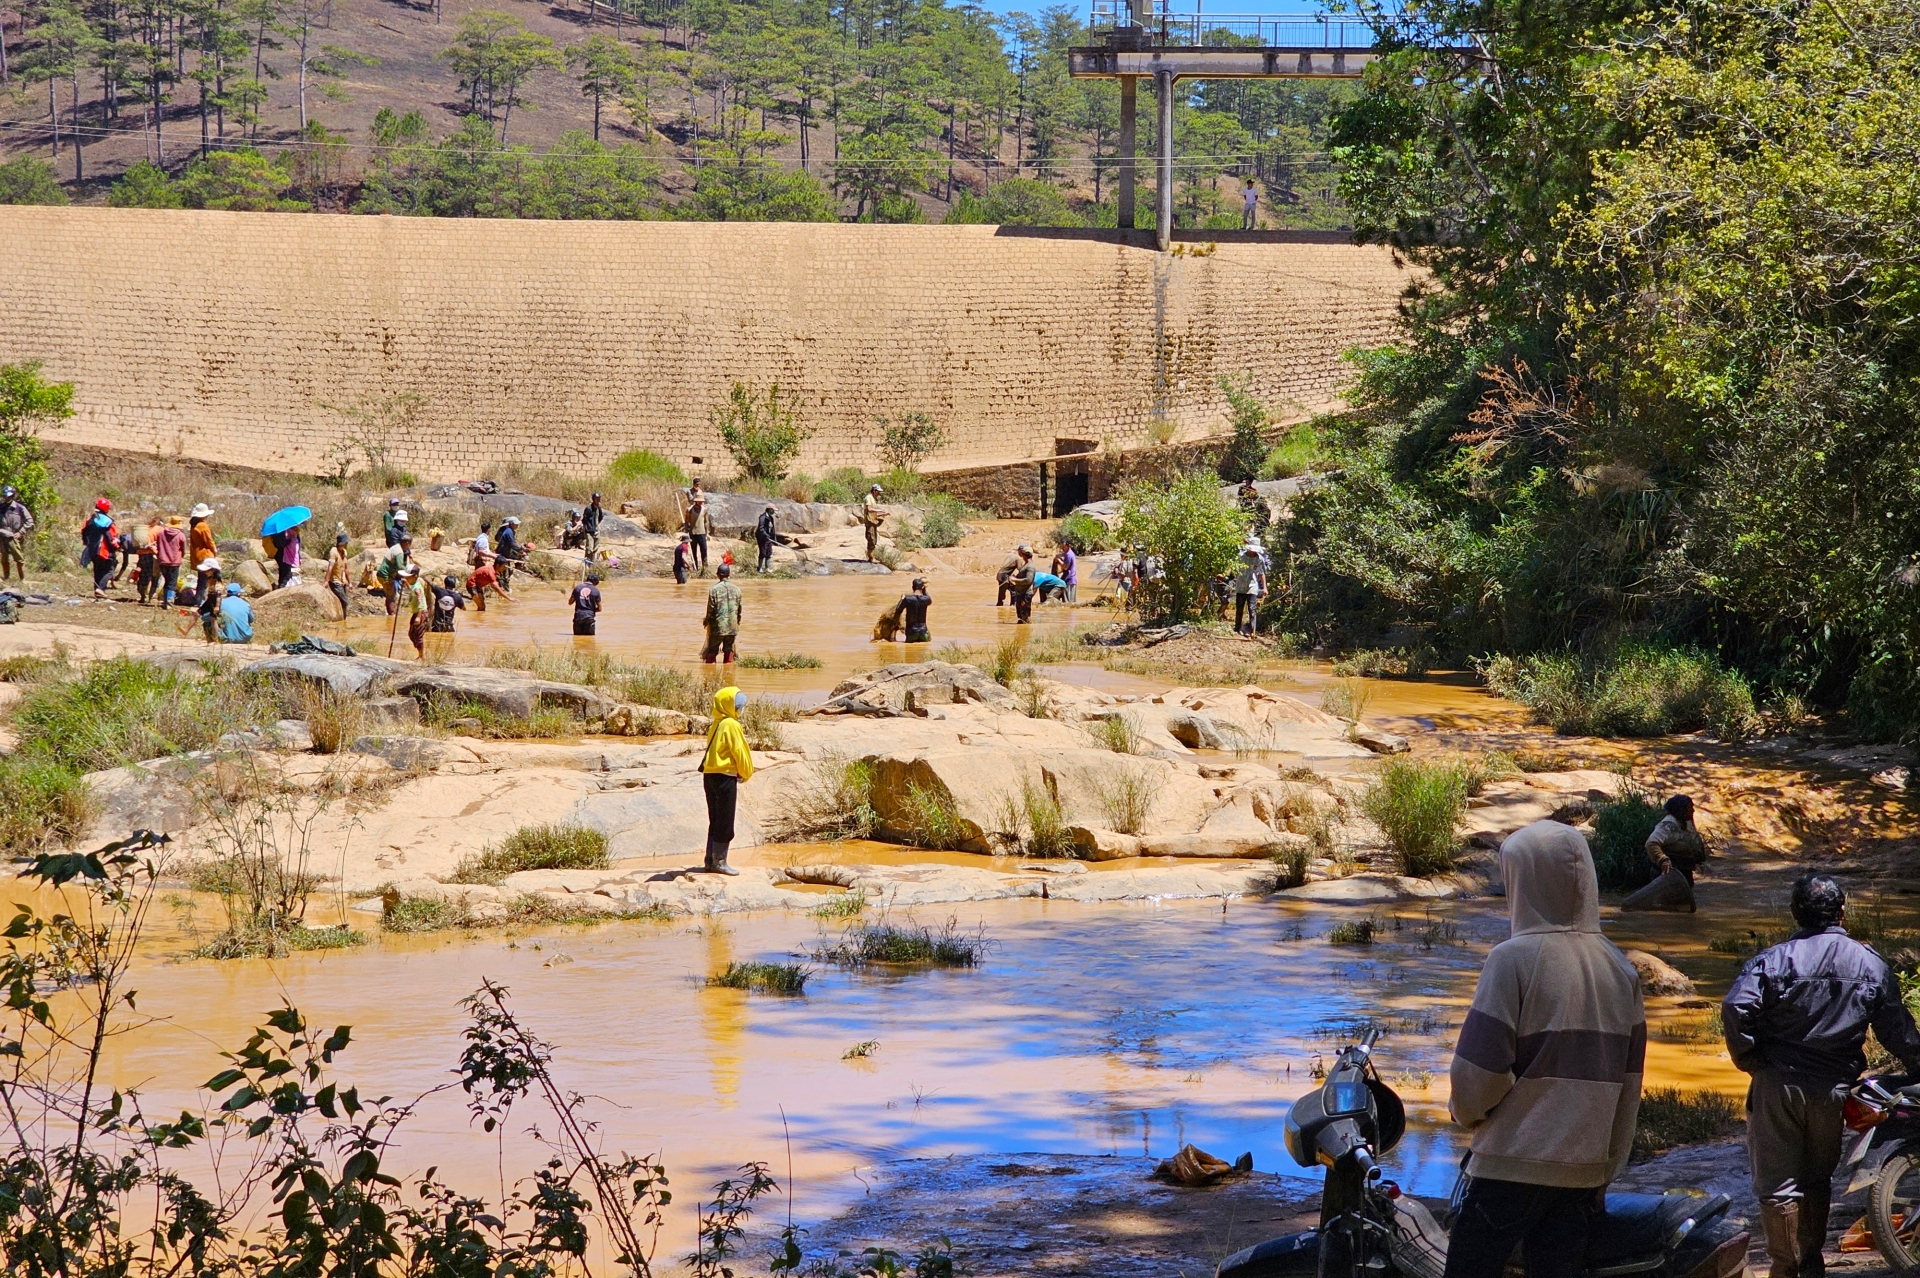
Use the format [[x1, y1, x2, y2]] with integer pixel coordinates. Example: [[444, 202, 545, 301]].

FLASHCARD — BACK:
[[0, 208, 1410, 482]]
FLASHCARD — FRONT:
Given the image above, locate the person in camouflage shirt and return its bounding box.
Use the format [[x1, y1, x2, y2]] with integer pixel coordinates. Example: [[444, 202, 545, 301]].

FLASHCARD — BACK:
[[702, 563, 742, 663]]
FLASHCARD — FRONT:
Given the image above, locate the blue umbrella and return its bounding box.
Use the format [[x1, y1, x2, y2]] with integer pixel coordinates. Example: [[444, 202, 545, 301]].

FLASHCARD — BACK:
[[259, 506, 312, 537]]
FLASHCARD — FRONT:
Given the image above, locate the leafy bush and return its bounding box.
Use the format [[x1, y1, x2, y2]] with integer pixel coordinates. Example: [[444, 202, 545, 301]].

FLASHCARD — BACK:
[[1261, 424, 1329, 478], [1052, 511, 1112, 554], [711, 381, 812, 481], [107, 160, 183, 208], [915, 494, 968, 548], [876, 410, 946, 470], [1332, 647, 1434, 678], [1361, 758, 1469, 876], [1218, 376, 1271, 483], [0, 155, 68, 206], [1118, 473, 1250, 622], [1480, 644, 1759, 740], [708, 961, 810, 995], [450, 823, 611, 885], [606, 449, 687, 486], [1590, 789, 1665, 891], [943, 177, 1082, 226]]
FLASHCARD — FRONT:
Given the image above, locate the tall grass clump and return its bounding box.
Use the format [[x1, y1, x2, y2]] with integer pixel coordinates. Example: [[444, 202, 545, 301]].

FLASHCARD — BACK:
[[1479, 643, 1759, 740], [1270, 844, 1310, 889], [0, 755, 97, 855], [15, 657, 271, 771], [708, 961, 810, 995], [994, 776, 1074, 857], [1319, 678, 1373, 723], [769, 754, 876, 842], [740, 697, 798, 751], [1086, 713, 1142, 755], [1089, 762, 1153, 834], [1589, 788, 1665, 891], [897, 781, 973, 850], [738, 652, 824, 670], [1361, 758, 1470, 877], [1261, 423, 1329, 479], [450, 824, 611, 886], [1632, 1088, 1742, 1158], [987, 635, 1029, 687], [815, 915, 991, 968]]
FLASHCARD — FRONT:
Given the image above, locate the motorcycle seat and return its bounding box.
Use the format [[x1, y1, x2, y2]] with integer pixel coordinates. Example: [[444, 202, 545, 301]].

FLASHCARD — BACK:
[[1585, 1192, 1731, 1266]]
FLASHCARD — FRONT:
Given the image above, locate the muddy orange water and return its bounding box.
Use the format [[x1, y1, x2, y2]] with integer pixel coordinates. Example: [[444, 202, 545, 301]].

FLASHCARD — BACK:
[[34, 518, 1910, 1257]]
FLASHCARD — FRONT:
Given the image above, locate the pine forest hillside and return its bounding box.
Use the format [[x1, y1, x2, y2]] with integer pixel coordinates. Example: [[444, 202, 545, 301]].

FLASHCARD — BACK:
[[0, 0, 1354, 226]]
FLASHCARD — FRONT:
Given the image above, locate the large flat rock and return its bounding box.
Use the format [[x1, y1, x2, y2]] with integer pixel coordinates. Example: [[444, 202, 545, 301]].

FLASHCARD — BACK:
[[387, 665, 616, 719], [243, 653, 409, 697]]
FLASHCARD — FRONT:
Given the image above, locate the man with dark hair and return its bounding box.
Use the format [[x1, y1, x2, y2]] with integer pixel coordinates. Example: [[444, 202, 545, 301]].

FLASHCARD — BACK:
[[1723, 872, 1920, 1278], [1623, 794, 1707, 913], [581, 493, 605, 557], [755, 504, 778, 573]]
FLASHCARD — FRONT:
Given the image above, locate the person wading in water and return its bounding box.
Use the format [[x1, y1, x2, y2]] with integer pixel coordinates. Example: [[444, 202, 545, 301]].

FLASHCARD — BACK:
[[699, 686, 753, 875]]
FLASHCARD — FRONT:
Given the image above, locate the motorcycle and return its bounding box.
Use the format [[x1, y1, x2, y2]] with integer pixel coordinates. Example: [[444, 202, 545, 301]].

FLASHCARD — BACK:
[[1839, 1073, 1920, 1272], [1217, 1031, 1750, 1278]]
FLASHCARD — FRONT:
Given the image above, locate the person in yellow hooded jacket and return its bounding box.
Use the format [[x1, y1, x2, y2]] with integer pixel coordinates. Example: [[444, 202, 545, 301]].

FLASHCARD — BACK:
[[700, 686, 754, 874]]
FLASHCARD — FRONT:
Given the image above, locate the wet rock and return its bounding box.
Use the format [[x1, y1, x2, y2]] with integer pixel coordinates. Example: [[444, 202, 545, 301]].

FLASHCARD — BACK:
[[1069, 826, 1143, 860], [1351, 724, 1410, 755], [387, 665, 615, 720], [1286, 875, 1405, 904], [251, 583, 345, 628], [604, 704, 693, 736], [1624, 949, 1697, 997], [816, 661, 1013, 717], [1873, 767, 1910, 792], [243, 652, 409, 698]]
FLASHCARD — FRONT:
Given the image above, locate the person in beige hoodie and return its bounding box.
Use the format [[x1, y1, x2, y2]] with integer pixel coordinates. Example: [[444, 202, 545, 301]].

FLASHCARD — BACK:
[[1444, 819, 1646, 1278]]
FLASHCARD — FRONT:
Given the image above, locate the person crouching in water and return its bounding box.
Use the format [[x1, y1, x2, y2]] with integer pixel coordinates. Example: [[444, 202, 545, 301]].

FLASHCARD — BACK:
[[700, 686, 753, 875], [1443, 819, 1645, 1278]]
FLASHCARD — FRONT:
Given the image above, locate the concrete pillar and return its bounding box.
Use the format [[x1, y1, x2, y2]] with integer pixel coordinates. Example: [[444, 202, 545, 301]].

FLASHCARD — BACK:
[[1155, 68, 1174, 252], [1118, 76, 1137, 230]]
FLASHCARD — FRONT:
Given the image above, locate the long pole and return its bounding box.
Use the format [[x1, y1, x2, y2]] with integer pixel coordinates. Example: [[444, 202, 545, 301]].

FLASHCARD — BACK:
[[1156, 68, 1174, 252], [386, 589, 401, 657]]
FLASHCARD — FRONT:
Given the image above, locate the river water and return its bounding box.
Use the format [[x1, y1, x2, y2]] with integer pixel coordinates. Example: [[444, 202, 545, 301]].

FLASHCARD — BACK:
[[42, 519, 1858, 1259]]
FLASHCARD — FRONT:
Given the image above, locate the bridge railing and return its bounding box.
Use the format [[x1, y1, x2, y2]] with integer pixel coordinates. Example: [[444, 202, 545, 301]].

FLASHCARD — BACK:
[[1088, 1, 1383, 48]]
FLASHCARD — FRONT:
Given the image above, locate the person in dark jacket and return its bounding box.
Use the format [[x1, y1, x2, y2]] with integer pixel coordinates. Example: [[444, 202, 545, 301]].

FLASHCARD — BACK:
[[673, 533, 691, 585], [898, 578, 932, 643], [581, 493, 605, 556], [1723, 872, 1920, 1278], [755, 504, 778, 574], [494, 517, 524, 590], [568, 571, 603, 637]]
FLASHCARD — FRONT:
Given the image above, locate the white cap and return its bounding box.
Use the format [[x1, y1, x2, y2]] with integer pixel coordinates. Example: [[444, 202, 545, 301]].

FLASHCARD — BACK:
[[197, 556, 221, 572], [393, 509, 409, 522]]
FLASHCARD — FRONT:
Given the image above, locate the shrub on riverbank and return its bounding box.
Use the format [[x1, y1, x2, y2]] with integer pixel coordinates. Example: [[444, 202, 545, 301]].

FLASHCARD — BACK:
[[191, 922, 366, 959], [382, 891, 597, 932], [451, 823, 610, 885], [1479, 643, 1759, 740], [0, 755, 95, 856], [739, 651, 824, 669], [16, 656, 274, 770], [1117, 473, 1250, 623], [1590, 789, 1665, 891], [1052, 511, 1112, 554], [1362, 758, 1469, 876], [771, 754, 876, 842]]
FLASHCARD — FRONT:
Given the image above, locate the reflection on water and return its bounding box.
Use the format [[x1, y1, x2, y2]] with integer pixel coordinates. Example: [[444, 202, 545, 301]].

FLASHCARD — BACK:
[[103, 896, 1496, 1239]]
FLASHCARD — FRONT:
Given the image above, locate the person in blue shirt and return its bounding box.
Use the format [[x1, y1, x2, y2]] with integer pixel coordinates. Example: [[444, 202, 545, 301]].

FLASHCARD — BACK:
[[1032, 569, 1068, 602], [216, 582, 253, 644]]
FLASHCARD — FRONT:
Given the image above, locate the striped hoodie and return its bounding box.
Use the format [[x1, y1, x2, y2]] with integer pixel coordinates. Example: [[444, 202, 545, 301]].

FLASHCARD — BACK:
[[1450, 819, 1646, 1188]]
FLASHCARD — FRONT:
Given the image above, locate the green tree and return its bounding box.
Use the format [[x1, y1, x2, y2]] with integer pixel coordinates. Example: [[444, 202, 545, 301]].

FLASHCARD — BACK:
[[0, 155, 68, 205], [175, 149, 308, 211], [684, 141, 835, 222], [943, 176, 1078, 226], [1118, 472, 1249, 622], [1217, 376, 1268, 482], [107, 160, 183, 207], [876, 410, 946, 470], [711, 380, 812, 481], [567, 34, 638, 141], [0, 361, 75, 521], [444, 10, 562, 142]]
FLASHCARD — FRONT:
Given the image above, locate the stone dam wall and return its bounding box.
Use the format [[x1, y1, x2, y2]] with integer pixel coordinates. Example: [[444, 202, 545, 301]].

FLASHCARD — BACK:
[[0, 209, 1410, 482]]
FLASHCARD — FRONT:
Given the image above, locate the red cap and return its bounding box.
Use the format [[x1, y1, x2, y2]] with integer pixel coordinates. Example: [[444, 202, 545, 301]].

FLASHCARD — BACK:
[[95, 498, 112, 512]]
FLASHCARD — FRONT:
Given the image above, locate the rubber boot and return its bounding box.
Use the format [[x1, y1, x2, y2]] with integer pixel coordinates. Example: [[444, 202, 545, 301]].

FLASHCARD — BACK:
[[711, 852, 739, 877], [1799, 1187, 1830, 1278], [1762, 1201, 1802, 1278]]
